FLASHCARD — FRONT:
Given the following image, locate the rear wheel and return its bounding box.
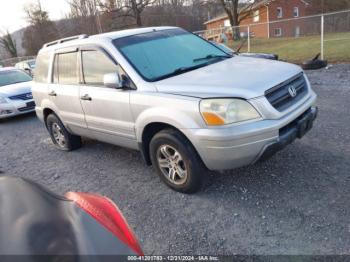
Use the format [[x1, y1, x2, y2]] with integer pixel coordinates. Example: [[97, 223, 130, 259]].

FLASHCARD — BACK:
[[149, 129, 206, 194], [46, 114, 82, 151]]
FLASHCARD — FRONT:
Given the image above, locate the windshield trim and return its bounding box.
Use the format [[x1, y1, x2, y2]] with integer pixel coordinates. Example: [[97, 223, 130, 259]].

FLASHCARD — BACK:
[[113, 29, 232, 83]]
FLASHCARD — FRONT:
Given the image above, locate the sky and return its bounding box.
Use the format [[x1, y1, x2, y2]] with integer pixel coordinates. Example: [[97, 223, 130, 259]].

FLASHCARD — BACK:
[[0, 0, 70, 33]]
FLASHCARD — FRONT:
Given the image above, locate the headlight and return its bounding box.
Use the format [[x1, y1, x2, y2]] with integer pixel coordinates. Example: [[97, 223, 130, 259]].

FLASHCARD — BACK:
[[200, 99, 261, 126], [0, 96, 8, 104]]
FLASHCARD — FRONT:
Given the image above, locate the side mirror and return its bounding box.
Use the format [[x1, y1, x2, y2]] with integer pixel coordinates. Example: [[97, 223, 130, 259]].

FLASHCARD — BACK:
[[24, 68, 32, 76], [103, 73, 122, 89]]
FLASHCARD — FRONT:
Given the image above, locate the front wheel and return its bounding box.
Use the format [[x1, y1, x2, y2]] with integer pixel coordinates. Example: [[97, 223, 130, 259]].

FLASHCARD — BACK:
[[149, 129, 206, 194]]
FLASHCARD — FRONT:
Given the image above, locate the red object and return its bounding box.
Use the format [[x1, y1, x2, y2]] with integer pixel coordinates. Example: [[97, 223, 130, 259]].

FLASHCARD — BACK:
[[65, 192, 143, 256]]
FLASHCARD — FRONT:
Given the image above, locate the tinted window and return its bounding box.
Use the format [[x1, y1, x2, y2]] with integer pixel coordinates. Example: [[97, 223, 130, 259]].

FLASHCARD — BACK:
[[53, 52, 78, 85], [34, 53, 50, 83], [82, 50, 118, 85]]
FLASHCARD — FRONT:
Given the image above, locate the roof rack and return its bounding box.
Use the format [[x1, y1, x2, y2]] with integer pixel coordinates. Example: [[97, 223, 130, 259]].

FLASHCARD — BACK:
[[43, 34, 89, 48]]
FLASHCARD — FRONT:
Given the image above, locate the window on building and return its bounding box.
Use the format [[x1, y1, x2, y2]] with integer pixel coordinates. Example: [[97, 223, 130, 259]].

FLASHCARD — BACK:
[[277, 7, 283, 18], [253, 10, 260, 22], [82, 50, 119, 86], [293, 7, 299, 17], [53, 52, 78, 85], [274, 28, 282, 37]]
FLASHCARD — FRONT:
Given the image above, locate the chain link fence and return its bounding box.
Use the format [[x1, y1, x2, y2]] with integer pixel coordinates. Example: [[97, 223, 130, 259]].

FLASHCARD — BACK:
[[0, 56, 36, 67], [195, 10, 350, 63]]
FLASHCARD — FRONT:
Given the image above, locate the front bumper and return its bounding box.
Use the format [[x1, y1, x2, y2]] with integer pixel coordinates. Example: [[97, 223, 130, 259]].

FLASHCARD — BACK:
[[259, 107, 318, 161], [185, 92, 317, 171], [0, 99, 36, 119]]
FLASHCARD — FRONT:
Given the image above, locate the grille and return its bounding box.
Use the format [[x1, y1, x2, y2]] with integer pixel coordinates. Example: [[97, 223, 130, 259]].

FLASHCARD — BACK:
[[9, 93, 33, 101], [265, 73, 308, 112], [18, 101, 35, 112]]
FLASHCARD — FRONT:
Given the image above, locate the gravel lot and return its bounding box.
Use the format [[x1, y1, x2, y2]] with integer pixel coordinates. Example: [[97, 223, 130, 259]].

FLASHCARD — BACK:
[[1, 64, 350, 255]]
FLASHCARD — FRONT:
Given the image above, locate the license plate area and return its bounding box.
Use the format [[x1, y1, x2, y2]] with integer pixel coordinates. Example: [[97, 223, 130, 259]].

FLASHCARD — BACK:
[[297, 112, 314, 138], [279, 107, 318, 139]]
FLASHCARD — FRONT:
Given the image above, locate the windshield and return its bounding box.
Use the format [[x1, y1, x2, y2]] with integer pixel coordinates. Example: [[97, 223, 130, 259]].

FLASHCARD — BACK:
[[0, 70, 32, 87], [113, 28, 231, 82]]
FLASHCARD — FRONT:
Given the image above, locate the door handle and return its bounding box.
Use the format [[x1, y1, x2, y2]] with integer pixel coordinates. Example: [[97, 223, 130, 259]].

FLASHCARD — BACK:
[[48, 91, 57, 97], [80, 94, 92, 101]]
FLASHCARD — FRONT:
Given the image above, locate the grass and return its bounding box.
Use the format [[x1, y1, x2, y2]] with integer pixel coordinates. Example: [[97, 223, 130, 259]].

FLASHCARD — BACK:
[[228, 32, 350, 63]]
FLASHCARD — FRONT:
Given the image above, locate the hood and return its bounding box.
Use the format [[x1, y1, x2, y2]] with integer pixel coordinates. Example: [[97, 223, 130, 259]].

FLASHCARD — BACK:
[[154, 56, 302, 99], [0, 81, 33, 97]]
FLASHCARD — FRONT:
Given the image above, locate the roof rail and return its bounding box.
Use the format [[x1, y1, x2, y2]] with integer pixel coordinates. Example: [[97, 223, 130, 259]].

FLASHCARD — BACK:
[[43, 34, 89, 48]]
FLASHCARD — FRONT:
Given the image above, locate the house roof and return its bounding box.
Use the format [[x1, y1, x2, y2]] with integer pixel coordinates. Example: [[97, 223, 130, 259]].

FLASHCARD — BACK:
[[204, 0, 309, 25]]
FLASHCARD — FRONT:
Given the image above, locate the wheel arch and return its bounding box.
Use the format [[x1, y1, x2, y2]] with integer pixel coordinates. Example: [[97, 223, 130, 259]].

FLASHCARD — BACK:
[[139, 122, 199, 166]]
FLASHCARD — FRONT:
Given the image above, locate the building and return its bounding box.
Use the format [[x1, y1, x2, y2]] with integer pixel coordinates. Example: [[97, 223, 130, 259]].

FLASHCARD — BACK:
[[203, 0, 311, 40]]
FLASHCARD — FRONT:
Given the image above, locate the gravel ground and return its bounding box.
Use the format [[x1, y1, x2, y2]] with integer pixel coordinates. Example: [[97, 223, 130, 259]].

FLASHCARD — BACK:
[[1, 64, 350, 255]]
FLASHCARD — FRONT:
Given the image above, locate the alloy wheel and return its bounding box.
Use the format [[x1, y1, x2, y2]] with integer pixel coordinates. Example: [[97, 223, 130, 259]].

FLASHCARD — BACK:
[[156, 145, 188, 185], [51, 123, 66, 148]]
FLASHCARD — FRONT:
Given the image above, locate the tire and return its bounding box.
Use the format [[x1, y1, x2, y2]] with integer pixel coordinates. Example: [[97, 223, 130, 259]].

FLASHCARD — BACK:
[[302, 59, 328, 70], [149, 129, 206, 194], [46, 114, 82, 151]]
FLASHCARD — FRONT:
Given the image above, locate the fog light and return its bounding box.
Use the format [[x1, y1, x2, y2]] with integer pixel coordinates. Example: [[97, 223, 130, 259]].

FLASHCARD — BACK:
[[0, 110, 12, 115]]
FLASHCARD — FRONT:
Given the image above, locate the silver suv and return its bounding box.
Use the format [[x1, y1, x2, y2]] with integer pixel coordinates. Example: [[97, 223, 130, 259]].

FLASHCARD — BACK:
[[32, 27, 318, 193]]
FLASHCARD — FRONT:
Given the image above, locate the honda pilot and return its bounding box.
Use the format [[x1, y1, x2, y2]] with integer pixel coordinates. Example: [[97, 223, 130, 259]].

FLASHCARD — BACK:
[[32, 27, 318, 193]]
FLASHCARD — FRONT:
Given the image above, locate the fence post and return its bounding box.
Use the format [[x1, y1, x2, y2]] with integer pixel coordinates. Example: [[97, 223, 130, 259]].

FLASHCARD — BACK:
[[247, 26, 251, 53], [321, 15, 324, 60]]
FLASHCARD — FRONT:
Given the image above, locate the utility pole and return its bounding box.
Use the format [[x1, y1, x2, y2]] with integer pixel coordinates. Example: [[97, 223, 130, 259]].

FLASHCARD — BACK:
[[321, 15, 324, 60]]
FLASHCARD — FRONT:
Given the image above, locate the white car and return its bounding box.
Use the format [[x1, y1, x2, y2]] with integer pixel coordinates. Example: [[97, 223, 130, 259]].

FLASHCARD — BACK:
[[15, 59, 36, 77], [0, 67, 35, 119]]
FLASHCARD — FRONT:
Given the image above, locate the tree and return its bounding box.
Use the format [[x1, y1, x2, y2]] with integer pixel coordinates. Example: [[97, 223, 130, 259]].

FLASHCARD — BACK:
[[307, 0, 350, 13], [219, 0, 260, 26], [67, 0, 102, 34], [22, 0, 59, 55], [216, 0, 261, 38], [0, 30, 17, 58], [100, 0, 156, 27]]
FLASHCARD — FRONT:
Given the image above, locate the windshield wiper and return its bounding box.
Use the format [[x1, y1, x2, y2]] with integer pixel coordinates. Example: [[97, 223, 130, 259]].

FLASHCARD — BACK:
[[193, 54, 231, 63], [152, 55, 232, 82], [172, 66, 196, 74], [152, 65, 204, 81]]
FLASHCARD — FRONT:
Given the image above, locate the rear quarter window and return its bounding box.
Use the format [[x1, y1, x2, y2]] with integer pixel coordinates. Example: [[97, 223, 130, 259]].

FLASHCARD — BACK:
[[34, 52, 50, 83]]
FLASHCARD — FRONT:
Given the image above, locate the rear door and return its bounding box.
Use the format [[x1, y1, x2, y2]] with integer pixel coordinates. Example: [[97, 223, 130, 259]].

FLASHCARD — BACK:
[[78, 46, 136, 148], [49, 48, 87, 133]]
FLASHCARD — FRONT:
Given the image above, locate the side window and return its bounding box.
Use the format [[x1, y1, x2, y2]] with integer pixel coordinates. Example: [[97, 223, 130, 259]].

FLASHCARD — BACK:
[[34, 52, 50, 83], [81, 50, 118, 86], [53, 52, 78, 85]]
